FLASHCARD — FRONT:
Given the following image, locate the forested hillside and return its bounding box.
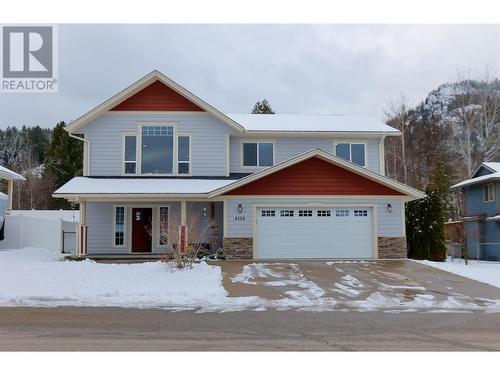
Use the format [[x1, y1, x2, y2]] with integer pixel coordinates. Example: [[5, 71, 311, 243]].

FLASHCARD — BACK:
[[385, 78, 500, 218]]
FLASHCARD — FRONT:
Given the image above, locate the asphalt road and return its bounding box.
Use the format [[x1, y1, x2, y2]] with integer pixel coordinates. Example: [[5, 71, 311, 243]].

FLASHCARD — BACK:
[[1, 307, 499, 351]]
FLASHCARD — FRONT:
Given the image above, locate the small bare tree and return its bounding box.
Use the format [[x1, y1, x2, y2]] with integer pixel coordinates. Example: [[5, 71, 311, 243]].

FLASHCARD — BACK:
[[384, 94, 413, 184], [151, 206, 212, 270]]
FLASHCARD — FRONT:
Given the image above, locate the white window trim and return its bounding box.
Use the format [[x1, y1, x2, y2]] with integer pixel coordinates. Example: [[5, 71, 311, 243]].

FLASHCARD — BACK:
[[121, 132, 138, 176], [176, 133, 192, 176], [240, 140, 276, 169], [333, 141, 367, 167], [137, 122, 178, 176], [157, 205, 171, 247], [484, 183, 495, 202], [112, 205, 126, 248]]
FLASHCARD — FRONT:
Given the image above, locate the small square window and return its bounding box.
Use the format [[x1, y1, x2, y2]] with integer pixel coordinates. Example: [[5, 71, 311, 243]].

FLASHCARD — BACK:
[[335, 209, 349, 217], [354, 209, 368, 217], [280, 210, 294, 217], [317, 210, 331, 217]]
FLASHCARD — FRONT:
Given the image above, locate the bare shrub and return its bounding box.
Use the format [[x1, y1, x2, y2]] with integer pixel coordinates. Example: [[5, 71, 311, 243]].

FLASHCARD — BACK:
[[152, 205, 212, 270]]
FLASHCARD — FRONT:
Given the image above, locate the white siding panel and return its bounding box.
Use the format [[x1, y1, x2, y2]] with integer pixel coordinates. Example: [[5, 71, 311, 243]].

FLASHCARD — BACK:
[[225, 197, 404, 238]]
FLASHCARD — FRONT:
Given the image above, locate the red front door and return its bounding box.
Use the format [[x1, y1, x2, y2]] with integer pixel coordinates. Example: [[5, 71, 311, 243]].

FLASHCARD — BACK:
[[132, 208, 152, 253]]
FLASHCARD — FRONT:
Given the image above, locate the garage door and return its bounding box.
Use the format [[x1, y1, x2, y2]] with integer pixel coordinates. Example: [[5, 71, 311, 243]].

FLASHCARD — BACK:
[[255, 207, 374, 259]]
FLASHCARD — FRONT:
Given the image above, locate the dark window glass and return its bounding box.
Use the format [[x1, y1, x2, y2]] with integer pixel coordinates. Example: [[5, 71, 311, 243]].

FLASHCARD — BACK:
[[141, 126, 173, 174], [178, 136, 190, 162], [115, 207, 125, 246], [124, 136, 136, 161], [351, 144, 365, 166], [335, 143, 350, 161], [259, 143, 274, 166], [125, 162, 136, 174], [243, 143, 258, 166], [159, 207, 168, 246], [178, 163, 189, 174]]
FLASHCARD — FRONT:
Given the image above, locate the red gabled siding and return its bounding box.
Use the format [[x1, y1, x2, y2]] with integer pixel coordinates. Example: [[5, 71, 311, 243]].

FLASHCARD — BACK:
[[111, 80, 204, 111], [224, 157, 404, 196]]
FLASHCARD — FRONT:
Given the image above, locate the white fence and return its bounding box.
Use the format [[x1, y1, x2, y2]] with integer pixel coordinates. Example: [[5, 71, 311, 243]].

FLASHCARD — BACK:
[[0, 215, 78, 253]]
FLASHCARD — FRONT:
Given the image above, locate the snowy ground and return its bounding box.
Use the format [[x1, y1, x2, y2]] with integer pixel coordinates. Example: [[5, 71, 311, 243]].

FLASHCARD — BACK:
[[1, 248, 499, 313], [413, 258, 500, 289]]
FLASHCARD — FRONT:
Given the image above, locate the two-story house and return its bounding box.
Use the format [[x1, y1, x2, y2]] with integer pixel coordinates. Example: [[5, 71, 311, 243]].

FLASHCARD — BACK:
[[54, 71, 425, 260], [451, 162, 500, 260]]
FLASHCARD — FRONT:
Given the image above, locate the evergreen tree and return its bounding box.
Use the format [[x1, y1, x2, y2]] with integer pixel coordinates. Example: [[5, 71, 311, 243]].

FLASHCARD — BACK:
[[43, 122, 83, 208], [251, 99, 275, 114]]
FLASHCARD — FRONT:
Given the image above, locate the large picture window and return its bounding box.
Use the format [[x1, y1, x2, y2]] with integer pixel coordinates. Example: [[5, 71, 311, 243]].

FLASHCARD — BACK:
[[114, 207, 125, 246], [335, 143, 366, 166], [141, 125, 174, 174], [243, 142, 274, 167], [123, 135, 137, 174]]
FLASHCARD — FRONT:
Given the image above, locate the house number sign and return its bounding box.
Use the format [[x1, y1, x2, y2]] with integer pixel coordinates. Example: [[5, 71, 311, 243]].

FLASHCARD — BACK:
[[234, 216, 246, 221]]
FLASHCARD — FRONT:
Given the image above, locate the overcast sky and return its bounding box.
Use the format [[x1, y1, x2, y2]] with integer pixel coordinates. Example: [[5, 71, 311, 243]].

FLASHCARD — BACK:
[[0, 24, 499, 129]]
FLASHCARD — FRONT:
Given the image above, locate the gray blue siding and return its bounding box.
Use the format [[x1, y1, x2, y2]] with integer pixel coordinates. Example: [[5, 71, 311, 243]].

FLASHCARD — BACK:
[[464, 183, 498, 217], [230, 136, 381, 174], [83, 113, 236, 176]]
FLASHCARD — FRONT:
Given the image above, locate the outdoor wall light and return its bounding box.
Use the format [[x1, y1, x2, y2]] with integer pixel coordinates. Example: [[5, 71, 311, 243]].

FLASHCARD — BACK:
[[387, 203, 392, 213], [237, 203, 243, 213]]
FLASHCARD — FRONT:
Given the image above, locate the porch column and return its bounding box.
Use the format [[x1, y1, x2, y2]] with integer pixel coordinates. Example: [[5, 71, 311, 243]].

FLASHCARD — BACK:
[[78, 200, 87, 257], [6, 179, 13, 213], [179, 200, 187, 252]]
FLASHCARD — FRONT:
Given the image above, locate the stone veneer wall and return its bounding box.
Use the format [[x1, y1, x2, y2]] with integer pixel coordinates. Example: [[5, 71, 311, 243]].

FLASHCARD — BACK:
[[377, 237, 407, 259], [223, 238, 253, 259]]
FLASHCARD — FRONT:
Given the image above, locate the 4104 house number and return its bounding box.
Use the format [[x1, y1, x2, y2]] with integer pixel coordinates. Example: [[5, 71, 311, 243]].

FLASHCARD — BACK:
[[234, 216, 246, 221]]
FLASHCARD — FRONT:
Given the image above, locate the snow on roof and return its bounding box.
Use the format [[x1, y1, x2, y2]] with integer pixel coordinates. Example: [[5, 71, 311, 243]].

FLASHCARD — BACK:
[[483, 162, 500, 173], [53, 177, 238, 196], [486, 214, 500, 221], [225, 114, 399, 133], [0, 165, 25, 181], [452, 161, 500, 189], [451, 171, 500, 189]]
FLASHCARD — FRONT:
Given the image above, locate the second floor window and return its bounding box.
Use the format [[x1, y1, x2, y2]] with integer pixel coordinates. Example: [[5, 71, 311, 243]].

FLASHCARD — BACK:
[[335, 143, 366, 166], [484, 183, 495, 202], [141, 126, 174, 174], [123, 135, 137, 174], [243, 142, 274, 167], [177, 135, 190, 174]]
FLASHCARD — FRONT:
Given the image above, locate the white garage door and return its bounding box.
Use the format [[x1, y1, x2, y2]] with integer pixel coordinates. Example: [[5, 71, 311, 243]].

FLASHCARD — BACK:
[[256, 207, 374, 259]]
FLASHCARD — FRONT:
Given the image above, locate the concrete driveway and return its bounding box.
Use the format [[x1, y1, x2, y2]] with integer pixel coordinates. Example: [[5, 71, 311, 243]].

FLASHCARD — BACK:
[[219, 260, 500, 312]]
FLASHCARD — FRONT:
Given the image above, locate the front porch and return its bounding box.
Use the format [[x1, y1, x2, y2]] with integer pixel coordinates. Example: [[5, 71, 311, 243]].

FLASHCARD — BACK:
[[76, 200, 224, 258]]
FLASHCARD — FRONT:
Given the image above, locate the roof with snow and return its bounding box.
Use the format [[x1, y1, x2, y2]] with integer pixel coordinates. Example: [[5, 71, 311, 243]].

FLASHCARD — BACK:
[[451, 161, 500, 189], [225, 114, 399, 134], [53, 177, 238, 197], [0, 165, 25, 181]]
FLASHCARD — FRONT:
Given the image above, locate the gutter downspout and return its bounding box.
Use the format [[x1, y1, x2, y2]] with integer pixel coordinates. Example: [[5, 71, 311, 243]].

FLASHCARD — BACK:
[[67, 131, 90, 176]]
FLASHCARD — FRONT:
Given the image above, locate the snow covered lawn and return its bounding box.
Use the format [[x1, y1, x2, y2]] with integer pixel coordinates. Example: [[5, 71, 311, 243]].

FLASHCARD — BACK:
[[413, 258, 500, 289], [1, 248, 499, 313], [0, 247, 234, 310]]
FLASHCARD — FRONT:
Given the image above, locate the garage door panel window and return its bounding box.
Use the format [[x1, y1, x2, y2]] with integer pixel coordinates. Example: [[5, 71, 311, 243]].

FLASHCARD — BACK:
[[243, 142, 274, 167], [354, 209, 368, 216], [335, 209, 349, 217], [335, 143, 366, 167], [261, 210, 275, 217], [280, 210, 294, 217], [298, 210, 313, 217], [317, 210, 331, 217]]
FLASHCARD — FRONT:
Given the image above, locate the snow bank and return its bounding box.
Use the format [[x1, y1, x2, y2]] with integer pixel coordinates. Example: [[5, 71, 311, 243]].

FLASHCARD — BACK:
[[413, 259, 500, 289], [0, 247, 230, 309]]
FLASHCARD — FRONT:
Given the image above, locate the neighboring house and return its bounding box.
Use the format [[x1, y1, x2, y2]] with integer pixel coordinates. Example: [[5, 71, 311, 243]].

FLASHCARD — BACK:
[[451, 162, 500, 260], [0, 165, 25, 242], [53, 70, 425, 260]]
